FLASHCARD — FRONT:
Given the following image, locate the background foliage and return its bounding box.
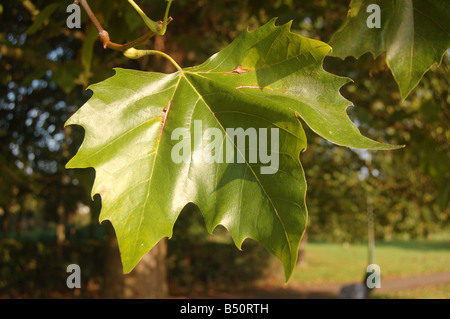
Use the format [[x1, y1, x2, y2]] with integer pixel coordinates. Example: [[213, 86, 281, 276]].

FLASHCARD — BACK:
[[0, 0, 448, 297]]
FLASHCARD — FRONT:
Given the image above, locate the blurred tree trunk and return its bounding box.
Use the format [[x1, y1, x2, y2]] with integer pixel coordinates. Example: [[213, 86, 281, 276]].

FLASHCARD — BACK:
[[123, 239, 168, 298], [102, 222, 168, 299], [297, 232, 308, 266], [2, 206, 9, 239], [16, 208, 22, 240], [56, 201, 66, 245], [103, 226, 124, 298], [56, 127, 72, 249]]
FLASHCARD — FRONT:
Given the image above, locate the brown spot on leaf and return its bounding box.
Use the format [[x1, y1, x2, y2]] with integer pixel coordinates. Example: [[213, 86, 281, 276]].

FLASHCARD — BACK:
[[159, 99, 173, 140], [236, 85, 265, 90], [225, 65, 251, 75], [100, 186, 107, 197]]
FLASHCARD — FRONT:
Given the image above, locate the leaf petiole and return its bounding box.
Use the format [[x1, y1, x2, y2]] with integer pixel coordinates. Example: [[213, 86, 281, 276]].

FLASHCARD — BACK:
[[127, 0, 160, 33], [77, 0, 174, 54], [123, 48, 182, 71], [158, 0, 174, 36]]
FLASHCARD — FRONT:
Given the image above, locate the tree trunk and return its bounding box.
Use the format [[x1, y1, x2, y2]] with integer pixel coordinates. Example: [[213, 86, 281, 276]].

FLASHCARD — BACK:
[[2, 205, 9, 239], [56, 201, 66, 245], [102, 226, 124, 298], [297, 232, 308, 266], [102, 222, 168, 299], [123, 239, 168, 299], [56, 126, 72, 249]]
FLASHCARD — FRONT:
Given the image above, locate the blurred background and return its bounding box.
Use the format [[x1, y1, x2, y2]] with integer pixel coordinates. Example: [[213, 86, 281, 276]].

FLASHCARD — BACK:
[[0, 0, 449, 299]]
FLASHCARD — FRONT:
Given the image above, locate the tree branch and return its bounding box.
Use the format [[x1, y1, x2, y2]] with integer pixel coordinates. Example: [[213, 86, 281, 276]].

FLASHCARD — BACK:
[[76, 0, 173, 52], [19, 0, 39, 18], [0, 44, 57, 71]]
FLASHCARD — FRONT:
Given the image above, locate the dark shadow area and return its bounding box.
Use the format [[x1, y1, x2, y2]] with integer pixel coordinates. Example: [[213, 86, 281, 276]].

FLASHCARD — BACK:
[[167, 203, 274, 296], [185, 286, 338, 299], [0, 230, 107, 298]]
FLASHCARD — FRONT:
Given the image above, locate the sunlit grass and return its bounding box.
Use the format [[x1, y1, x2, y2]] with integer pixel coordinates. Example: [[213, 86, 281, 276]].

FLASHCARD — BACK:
[[289, 240, 450, 285], [372, 283, 450, 299]]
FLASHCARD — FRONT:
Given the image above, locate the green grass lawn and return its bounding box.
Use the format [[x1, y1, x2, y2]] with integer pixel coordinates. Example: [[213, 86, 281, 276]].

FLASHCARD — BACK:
[[290, 240, 450, 285], [371, 283, 450, 299]]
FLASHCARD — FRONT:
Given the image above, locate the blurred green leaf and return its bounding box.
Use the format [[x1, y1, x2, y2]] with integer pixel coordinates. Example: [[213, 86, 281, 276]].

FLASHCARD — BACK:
[[419, 99, 441, 124], [81, 26, 99, 86], [25, 3, 61, 35], [329, 0, 450, 99], [53, 61, 83, 94]]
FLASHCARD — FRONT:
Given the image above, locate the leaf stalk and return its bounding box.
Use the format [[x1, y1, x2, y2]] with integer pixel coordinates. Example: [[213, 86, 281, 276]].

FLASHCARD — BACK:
[[76, 0, 176, 62], [124, 48, 182, 72]]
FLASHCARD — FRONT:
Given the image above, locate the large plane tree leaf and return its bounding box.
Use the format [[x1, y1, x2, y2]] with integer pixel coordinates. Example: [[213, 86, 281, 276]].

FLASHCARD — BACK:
[[329, 0, 450, 99], [66, 19, 399, 280]]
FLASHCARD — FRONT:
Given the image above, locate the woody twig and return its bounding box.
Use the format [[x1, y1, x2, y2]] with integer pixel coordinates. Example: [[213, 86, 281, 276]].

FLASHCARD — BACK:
[[75, 0, 173, 53]]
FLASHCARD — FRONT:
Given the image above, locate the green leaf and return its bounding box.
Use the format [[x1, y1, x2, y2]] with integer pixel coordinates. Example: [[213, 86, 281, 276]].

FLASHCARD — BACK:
[[81, 26, 99, 85], [329, 0, 450, 99], [53, 61, 83, 94], [25, 3, 61, 36], [66, 19, 399, 281]]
